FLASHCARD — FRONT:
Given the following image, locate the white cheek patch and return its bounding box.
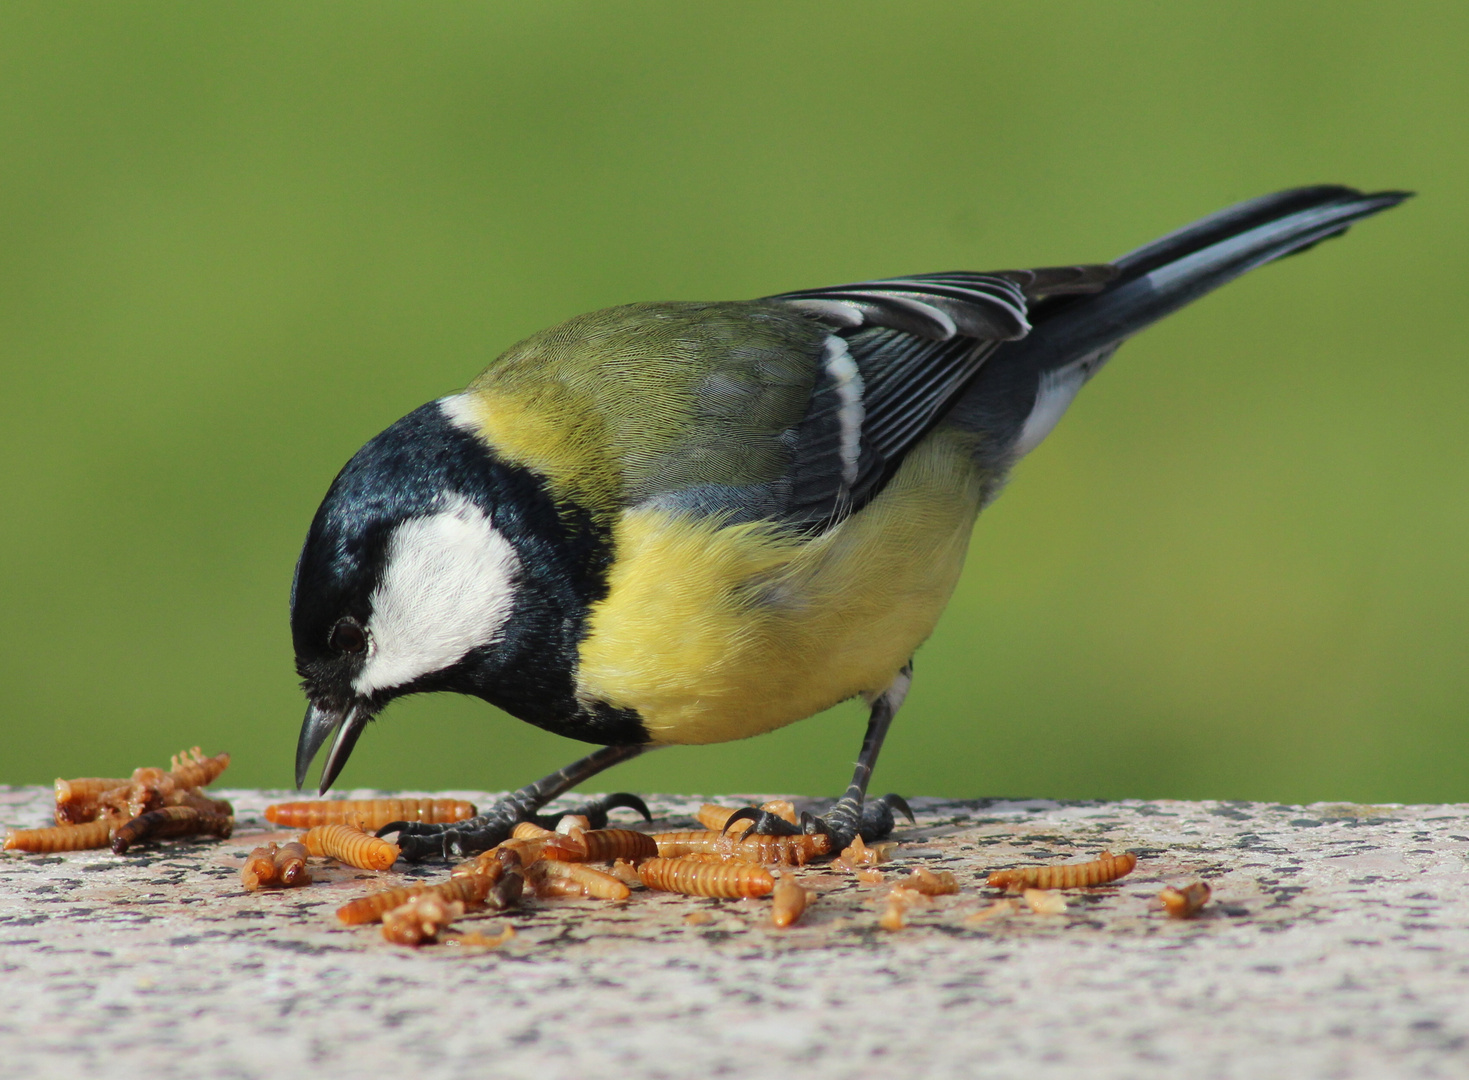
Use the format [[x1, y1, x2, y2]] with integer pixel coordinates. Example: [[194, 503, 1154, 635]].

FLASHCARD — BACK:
[[353, 493, 521, 696]]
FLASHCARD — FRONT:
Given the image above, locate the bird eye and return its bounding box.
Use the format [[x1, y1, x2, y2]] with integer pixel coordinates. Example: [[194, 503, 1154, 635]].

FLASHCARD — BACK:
[[329, 619, 367, 655]]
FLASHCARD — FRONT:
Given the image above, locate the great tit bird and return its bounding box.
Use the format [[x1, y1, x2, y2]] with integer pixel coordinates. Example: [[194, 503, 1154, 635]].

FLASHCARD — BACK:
[[291, 185, 1407, 859]]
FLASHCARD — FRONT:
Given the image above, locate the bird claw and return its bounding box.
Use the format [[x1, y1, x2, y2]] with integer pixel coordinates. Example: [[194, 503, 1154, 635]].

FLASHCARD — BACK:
[[529, 792, 652, 830], [728, 792, 915, 851], [380, 808, 523, 861], [722, 806, 803, 837], [379, 791, 655, 861]]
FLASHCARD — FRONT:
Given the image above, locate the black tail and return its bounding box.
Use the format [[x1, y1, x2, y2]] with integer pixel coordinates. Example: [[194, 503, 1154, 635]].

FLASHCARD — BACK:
[[950, 185, 1410, 464], [1021, 185, 1410, 371]]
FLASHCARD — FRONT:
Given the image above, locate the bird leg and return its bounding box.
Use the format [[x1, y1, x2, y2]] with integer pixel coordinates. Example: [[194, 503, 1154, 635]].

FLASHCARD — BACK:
[[724, 663, 916, 851], [382, 744, 650, 861]]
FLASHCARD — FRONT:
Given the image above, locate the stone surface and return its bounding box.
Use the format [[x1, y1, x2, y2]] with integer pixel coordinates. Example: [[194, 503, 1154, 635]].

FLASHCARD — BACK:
[[3, 786, 1469, 1079]]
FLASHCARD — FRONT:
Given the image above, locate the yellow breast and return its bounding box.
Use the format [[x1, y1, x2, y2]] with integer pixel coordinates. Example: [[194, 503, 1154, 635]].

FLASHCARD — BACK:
[[574, 428, 986, 745]]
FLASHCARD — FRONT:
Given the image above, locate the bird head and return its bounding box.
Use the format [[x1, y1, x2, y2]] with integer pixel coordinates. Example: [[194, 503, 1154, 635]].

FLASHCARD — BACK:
[[289, 397, 599, 794]]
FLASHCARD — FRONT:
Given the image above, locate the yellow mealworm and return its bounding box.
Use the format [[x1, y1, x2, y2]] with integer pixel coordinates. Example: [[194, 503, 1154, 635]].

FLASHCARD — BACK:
[[638, 857, 775, 899], [695, 801, 797, 836], [963, 899, 1020, 926], [452, 845, 526, 882], [838, 836, 896, 867], [511, 834, 587, 864], [302, 823, 400, 871], [507, 822, 589, 859], [52, 777, 129, 824], [5, 815, 118, 853], [381, 893, 465, 946], [111, 806, 232, 854], [166, 748, 231, 790], [555, 814, 591, 835], [1022, 888, 1069, 915], [241, 844, 280, 891], [452, 923, 516, 948], [100, 768, 171, 822], [337, 874, 494, 925], [524, 859, 631, 900], [264, 798, 476, 831], [897, 867, 959, 896], [165, 789, 235, 817], [510, 821, 560, 841], [733, 833, 830, 866], [577, 829, 658, 864], [608, 858, 642, 887], [651, 830, 727, 858], [274, 841, 312, 886], [650, 830, 828, 866], [987, 850, 1138, 892], [696, 804, 745, 834], [878, 898, 908, 931], [771, 879, 812, 928], [1159, 881, 1211, 919]]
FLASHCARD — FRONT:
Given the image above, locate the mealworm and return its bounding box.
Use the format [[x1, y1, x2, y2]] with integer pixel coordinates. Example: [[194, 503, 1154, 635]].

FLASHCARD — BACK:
[[5, 815, 118, 852], [987, 850, 1138, 892], [963, 899, 1020, 926], [452, 845, 525, 881], [524, 859, 631, 900], [1022, 888, 1068, 915], [506, 833, 586, 864], [1159, 881, 1211, 919], [241, 844, 280, 891], [336, 873, 494, 925], [638, 857, 775, 899], [577, 828, 658, 864], [733, 833, 829, 866], [166, 748, 231, 790], [111, 806, 232, 854], [696, 804, 745, 834], [381, 893, 464, 946], [771, 879, 812, 928], [555, 814, 591, 835], [274, 841, 312, 886], [264, 798, 476, 831], [489, 866, 525, 910], [166, 789, 235, 817], [878, 903, 908, 931], [608, 858, 642, 887], [838, 836, 896, 867], [451, 923, 516, 949], [52, 777, 128, 824], [650, 831, 829, 866], [696, 801, 797, 836], [302, 823, 400, 871], [897, 867, 959, 896], [651, 831, 726, 858], [510, 821, 559, 841], [99, 768, 172, 822], [508, 821, 588, 860]]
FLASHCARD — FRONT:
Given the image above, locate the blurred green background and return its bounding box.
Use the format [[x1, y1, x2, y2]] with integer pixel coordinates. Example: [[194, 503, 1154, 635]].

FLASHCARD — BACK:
[[1, 3, 1462, 803]]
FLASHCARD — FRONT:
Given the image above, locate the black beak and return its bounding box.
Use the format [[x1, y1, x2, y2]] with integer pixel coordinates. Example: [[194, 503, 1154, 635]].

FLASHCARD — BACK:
[[295, 699, 372, 794]]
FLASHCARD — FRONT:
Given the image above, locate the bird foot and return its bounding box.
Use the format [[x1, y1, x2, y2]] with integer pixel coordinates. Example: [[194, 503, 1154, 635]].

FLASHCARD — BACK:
[[380, 791, 651, 861], [724, 792, 914, 851]]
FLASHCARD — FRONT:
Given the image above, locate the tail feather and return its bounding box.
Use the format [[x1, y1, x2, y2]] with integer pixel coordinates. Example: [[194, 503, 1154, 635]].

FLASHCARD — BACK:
[[1022, 186, 1411, 371], [949, 185, 1410, 468]]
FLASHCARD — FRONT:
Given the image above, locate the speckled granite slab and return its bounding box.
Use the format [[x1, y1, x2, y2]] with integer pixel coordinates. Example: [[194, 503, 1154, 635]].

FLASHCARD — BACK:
[[3, 786, 1468, 1079]]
